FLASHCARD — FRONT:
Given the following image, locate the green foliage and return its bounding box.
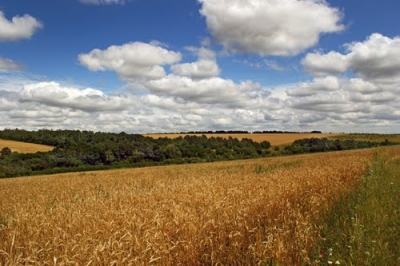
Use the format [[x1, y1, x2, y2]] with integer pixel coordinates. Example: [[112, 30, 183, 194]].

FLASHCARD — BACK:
[[284, 138, 384, 154], [0, 129, 271, 178], [0, 146, 11, 157], [0, 129, 395, 179]]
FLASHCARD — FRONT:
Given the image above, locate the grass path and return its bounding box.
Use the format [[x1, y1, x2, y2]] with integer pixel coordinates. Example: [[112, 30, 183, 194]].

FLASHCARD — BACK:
[[309, 147, 400, 265]]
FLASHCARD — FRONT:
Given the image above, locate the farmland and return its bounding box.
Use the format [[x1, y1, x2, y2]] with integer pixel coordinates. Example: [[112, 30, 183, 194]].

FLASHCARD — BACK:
[[0, 139, 53, 153], [2, 147, 398, 265], [145, 133, 341, 146]]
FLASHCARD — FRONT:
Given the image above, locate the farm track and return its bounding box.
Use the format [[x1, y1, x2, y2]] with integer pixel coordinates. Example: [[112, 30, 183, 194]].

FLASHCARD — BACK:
[[1, 147, 397, 264]]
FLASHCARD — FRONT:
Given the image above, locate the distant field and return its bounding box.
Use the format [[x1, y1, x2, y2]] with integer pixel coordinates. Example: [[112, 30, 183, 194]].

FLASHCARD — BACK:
[[0, 139, 54, 153], [335, 133, 400, 144], [2, 147, 391, 265], [145, 133, 341, 146]]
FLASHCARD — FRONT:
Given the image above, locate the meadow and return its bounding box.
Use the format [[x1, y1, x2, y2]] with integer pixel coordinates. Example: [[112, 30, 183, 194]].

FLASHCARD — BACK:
[[0, 139, 53, 154], [2, 146, 397, 265]]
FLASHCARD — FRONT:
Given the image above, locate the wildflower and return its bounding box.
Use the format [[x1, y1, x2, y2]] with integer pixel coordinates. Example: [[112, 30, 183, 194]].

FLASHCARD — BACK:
[[335, 261, 340, 265], [328, 261, 333, 265]]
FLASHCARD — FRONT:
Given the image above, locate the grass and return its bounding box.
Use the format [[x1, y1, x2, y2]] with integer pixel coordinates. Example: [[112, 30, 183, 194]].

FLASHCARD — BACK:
[[0, 148, 378, 265], [145, 133, 341, 146], [310, 147, 400, 265], [0, 139, 54, 153]]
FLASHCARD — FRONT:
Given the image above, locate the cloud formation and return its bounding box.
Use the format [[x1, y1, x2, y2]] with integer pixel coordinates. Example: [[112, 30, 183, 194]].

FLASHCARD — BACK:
[[78, 42, 182, 81], [0, 58, 24, 71], [171, 47, 220, 79], [0, 11, 43, 41], [303, 33, 400, 82], [287, 33, 400, 131], [199, 0, 344, 56], [20, 82, 131, 112], [302, 51, 349, 76]]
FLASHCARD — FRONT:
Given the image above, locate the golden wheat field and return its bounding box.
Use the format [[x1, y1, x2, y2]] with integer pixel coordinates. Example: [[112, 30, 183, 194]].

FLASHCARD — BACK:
[[0, 139, 54, 154], [144, 133, 341, 146], [0, 147, 388, 265]]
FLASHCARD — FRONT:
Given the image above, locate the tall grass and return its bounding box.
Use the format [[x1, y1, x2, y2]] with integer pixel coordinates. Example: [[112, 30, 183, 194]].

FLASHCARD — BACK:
[[311, 148, 400, 265]]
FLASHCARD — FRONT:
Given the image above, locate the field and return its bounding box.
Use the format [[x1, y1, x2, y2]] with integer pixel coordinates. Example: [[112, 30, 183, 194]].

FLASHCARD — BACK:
[[145, 133, 341, 146], [335, 133, 400, 144], [2, 146, 397, 265], [0, 139, 54, 153]]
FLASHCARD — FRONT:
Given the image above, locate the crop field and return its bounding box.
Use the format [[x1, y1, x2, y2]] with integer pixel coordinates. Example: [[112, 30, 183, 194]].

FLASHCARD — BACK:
[[145, 133, 341, 146], [1, 147, 394, 265], [0, 139, 54, 154], [334, 133, 400, 144]]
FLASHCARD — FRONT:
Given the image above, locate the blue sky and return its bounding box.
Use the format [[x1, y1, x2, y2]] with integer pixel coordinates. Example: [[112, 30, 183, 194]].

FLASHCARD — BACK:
[[0, 0, 399, 133]]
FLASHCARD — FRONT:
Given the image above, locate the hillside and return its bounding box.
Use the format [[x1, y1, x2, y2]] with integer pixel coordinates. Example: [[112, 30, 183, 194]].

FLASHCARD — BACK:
[[145, 133, 341, 146], [0, 139, 54, 153]]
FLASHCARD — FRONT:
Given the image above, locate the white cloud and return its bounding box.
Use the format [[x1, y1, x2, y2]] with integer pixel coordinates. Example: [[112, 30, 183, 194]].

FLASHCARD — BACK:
[[287, 76, 340, 97], [199, 0, 344, 56], [302, 51, 349, 76], [291, 33, 400, 131], [171, 47, 220, 79], [3, 29, 400, 133], [78, 42, 182, 81], [302, 33, 400, 82], [346, 33, 400, 82], [0, 58, 24, 71], [0, 11, 42, 41], [20, 82, 131, 112], [79, 0, 125, 5], [264, 60, 284, 71], [145, 75, 267, 108], [171, 59, 220, 79]]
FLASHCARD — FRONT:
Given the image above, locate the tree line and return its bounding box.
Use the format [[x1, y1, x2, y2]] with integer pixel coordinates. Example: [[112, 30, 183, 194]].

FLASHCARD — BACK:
[[0, 129, 271, 178], [0, 129, 393, 178]]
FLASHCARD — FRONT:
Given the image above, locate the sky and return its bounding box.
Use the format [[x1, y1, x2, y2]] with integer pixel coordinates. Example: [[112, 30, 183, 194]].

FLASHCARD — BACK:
[[0, 0, 399, 133]]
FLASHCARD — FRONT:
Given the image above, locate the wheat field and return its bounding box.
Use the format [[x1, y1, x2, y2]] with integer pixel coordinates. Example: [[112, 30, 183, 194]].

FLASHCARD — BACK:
[[144, 133, 341, 146], [0, 148, 379, 265], [0, 139, 54, 154]]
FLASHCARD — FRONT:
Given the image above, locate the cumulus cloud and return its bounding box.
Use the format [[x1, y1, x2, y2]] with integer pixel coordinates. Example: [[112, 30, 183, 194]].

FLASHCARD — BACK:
[[346, 33, 400, 82], [79, 0, 125, 5], [199, 0, 344, 56], [293, 33, 400, 131], [145, 75, 267, 108], [303, 33, 400, 82], [20, 82, 131, 112], [287, 76, 340, 97], [171, 47, 220, 79], [0, 58, 24, 71], [3, 30, 400, 133], [0, 11, 42, 41], [78, 42, 182, 81], [302, 51, 349, 76]]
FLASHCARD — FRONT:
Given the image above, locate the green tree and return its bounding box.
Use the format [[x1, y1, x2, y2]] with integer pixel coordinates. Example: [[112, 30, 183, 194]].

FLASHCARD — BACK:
[[0, 147, 11, 159]]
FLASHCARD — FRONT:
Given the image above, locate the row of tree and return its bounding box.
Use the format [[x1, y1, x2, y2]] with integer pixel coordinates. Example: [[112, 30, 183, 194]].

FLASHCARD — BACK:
[[0, 129, 271, 178], [284, 137, 391, 154], [0, 129, 393, 178]]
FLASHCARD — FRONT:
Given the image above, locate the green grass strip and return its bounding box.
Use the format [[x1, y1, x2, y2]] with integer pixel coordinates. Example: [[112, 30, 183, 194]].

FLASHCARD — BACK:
[[309, 151, 400, 265]]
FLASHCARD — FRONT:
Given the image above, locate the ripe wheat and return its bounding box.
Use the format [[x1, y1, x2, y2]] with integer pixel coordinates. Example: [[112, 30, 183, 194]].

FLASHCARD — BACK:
[[0, 149, 375, 265]]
